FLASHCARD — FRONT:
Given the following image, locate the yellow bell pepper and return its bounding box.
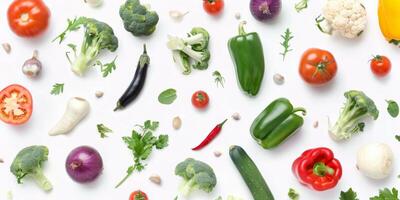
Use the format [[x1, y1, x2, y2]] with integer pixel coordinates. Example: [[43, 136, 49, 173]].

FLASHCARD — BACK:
[[378, 0, 400, 45]]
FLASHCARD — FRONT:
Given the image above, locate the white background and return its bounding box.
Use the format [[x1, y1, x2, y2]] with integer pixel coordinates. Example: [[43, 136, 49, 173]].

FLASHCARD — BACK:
[[0, 0, 399, 199]]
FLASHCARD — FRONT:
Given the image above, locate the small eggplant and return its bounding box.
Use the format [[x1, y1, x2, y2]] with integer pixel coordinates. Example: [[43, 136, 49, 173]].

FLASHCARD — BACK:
[[114, 44, 149, 111]]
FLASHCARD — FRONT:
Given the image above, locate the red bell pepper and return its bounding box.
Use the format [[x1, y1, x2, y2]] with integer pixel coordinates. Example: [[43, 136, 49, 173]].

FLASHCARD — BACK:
[[292, 147, 342, 191]]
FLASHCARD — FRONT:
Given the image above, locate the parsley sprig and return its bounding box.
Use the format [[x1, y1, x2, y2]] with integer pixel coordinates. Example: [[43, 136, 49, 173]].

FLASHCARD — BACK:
[[97, 124, 113, 138], [370, 188, 399, 200], [50, 83, 64, 95], [340, 188, 359, 200], [96, 56, 118, 77], [115, 120, 168, 188], [280, 28, 294, 61], [213, 70, 225, 88]]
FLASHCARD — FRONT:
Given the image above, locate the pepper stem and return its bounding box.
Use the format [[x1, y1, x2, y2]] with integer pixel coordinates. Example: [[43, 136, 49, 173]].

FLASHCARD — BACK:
[[292, 107, 307, 116], [219, 119, 228, 127], [238, 21, 247, 35], [143, 44, 147, 54], [313, 162, 334, 177]]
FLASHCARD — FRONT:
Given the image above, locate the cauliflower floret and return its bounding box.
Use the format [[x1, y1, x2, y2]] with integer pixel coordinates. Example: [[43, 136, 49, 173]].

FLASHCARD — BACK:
[[322, 0, 367, 38]]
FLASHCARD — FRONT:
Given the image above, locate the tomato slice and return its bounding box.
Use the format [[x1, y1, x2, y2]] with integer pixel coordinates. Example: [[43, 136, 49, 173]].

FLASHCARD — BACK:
[[0, 84, 33, 125]]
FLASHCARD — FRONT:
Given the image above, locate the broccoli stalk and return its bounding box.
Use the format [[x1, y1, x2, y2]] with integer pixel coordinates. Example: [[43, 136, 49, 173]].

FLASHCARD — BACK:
[[10, 146, 53, 192], [329, 90, 379, 141], [175, 158, 217, 197], [53, 17, 119, 76]]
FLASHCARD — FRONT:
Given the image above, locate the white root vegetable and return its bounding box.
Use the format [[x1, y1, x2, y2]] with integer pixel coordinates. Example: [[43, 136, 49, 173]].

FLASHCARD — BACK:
[[356, 142, 393, 179], [49, 97, 90, 136]]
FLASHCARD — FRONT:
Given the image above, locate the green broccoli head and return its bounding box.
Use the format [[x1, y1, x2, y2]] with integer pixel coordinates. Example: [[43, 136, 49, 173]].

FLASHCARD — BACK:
[[175, 158, 217, 197], [329, 90, 379, 141], [10, 146, 52, 192], [192, 49, 210, 70], [119, 0, 159, 36], [53, 17, 119, 76]]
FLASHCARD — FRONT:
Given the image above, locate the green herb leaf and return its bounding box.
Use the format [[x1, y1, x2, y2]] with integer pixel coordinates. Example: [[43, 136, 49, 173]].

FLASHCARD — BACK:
[[386, 100, 399, 118], [115, 120, 169, 188], [340, 188, 359, 200], [295, 0, 309, 12], [52, 17, 88, 44], [280, 28, 294, 61], [288, 188, 299, 200], [50, 83, 64, 95], [370, 188, 399, 200], [96, 56, 118, 77], [158, 88, 177, 105], [97, 124, 113, 138], [213, 70, 225, 88], [395, 135, 400, 142]]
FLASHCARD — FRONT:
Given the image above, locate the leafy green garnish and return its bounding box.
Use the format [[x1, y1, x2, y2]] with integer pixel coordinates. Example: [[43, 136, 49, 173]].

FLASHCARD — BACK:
[[395, 135, 400, 142], [213, 70, 225, 88], [295, 0, 309, 12], [97, 124, 113, 138], [288, 188, 299, 200], [370, 188, 399, 200], [96, 56, 118, 77], [386, 100, 399, 118], [115, 120, 168, 188], [158, 88, 177, 105], [340, 188, 359, 200], [280, 28, 294, 61], [52, 17, 88, 44], [50, 83, 64, 95]]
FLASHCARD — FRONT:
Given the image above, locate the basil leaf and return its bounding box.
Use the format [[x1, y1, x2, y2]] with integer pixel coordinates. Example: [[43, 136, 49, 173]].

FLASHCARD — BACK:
[[386, 100, 399, 118], [158, 89, 177, 105]]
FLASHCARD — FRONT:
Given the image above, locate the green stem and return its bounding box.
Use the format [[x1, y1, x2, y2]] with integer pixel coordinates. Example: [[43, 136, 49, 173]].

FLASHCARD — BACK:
[[293, 107, 307, 116], [313, 162, 334, 177], [31, 170, 53, 192], [219, 119, 228, 127], [115, 167, 135, 188], [238, 21, 247, 35]]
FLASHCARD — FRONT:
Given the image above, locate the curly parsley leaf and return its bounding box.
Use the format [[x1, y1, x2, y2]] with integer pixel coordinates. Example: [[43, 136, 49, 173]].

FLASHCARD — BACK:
[[340, 188, 359, 200], [96, 56, 118, 77], [97, 124, 113, 138], [370, 188, 399, 200], [116, 120, 168, 188], [50, 83, 64, 95], [395, 135, 400, 142], [52, 17, 88, 44]]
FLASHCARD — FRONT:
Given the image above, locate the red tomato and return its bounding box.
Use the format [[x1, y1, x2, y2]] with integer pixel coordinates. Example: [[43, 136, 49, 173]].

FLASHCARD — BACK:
[[203, 0, 224, 15], [191, 90, 209, 109], [0, 84, 33, 125], [7, 0, 50, 37], [129, 190, 148, 200], [299, 48, 338, 85], [370, 55, 391, 77]]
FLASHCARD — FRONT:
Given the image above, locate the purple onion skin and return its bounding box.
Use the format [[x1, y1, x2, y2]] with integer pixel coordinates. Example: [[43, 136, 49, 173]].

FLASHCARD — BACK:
[[250, 0, 281, 21], [66, 146, 103, 183]]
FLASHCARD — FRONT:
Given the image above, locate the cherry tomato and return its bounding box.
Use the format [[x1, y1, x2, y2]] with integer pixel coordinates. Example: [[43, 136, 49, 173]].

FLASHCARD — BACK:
[[191, 90, 209, 109], [129, 190, 148, 200], [370, 55, 391, 77], [203, 0, 224, 15], [299, 48, 338, 85], [7, 0, 50, 37], [0, 84, 33, 125]]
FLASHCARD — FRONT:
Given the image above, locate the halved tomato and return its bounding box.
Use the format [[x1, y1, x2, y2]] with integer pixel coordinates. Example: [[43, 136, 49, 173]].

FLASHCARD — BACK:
[[0, 84, 33, 125]]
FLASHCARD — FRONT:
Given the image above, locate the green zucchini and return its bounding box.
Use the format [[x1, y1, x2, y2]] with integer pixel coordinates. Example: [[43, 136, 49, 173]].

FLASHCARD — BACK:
[[229, 145, 274, 200]]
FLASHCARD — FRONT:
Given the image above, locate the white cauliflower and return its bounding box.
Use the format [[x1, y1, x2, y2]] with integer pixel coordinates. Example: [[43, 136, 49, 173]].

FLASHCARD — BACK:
[[319, 0, 367, 39]]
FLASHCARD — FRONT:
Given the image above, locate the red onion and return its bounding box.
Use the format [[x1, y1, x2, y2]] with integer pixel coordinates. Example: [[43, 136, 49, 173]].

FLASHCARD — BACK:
[[66, 146, 103, 183], [250, 0, 281, 21]]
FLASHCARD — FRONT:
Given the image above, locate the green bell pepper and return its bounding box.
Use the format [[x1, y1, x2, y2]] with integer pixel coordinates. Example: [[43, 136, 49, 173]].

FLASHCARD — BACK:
[[250, 98, 306, 149], [228, 21, 265, 96]]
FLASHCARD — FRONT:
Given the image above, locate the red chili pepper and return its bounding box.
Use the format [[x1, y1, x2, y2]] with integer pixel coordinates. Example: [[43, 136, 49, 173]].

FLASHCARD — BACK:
[[292, 147, 342, 191], [192, 119, 228, 151]]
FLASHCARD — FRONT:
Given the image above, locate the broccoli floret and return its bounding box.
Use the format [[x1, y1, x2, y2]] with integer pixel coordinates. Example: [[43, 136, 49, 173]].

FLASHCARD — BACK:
[[175, 158, 217, 197], [10, 146, 52, 192], [329, 90, 379, 141], [184, 27, 210, 51], [53, 17, 119, 76], [167, 27, 211, 74], [119, 0, 159, 36]]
